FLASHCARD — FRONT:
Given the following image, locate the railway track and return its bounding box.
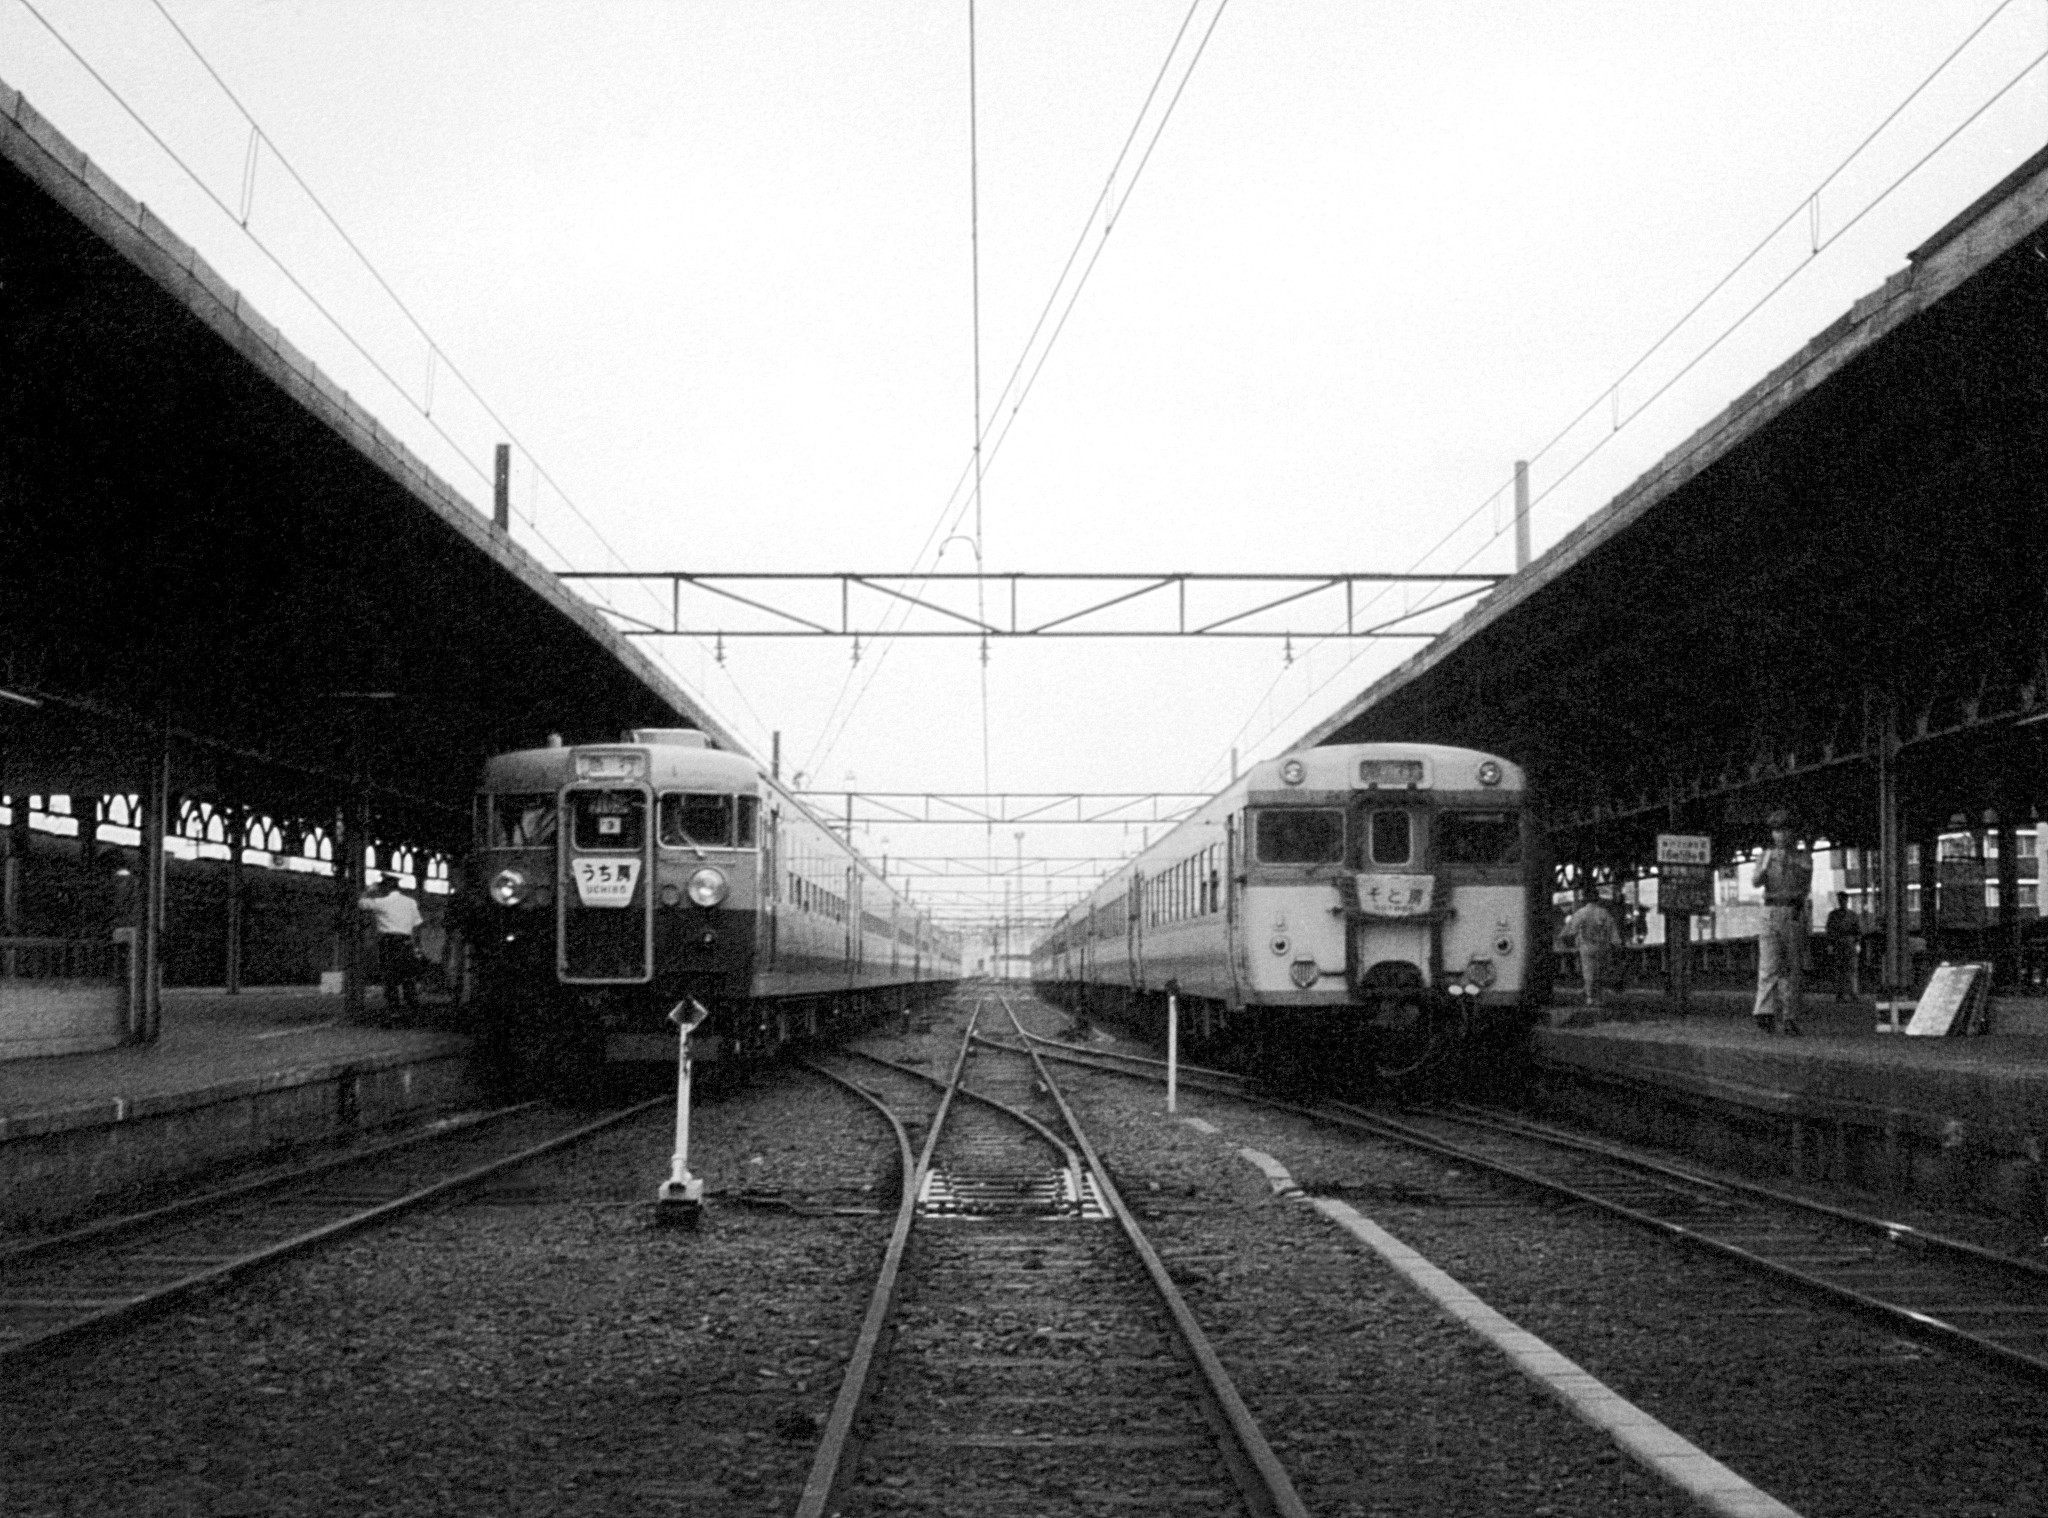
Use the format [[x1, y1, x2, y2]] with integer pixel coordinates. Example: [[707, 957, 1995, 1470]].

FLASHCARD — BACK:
[[0, 1096, 664, 1366], [799, 997, 1307, 1518], [1007, 1010, 2048, 1386]]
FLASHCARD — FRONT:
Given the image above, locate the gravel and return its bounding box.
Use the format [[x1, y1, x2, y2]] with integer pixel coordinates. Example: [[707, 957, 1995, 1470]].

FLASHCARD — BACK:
[[1023, 996, 2048, 1518], [0, 1068, 901, 1517]]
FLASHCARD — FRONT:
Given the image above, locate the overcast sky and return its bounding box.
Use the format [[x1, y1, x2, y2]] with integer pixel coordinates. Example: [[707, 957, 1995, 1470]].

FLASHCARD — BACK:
[[5, 1, 2044, 927]]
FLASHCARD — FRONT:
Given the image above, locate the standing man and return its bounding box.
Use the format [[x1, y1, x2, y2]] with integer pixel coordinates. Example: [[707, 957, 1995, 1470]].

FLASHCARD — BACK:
[[1751, 811, 1813, 1034], [1824, 891, 1861, 1003], [357, 875, 423, 1015], [1563, 887, 1618, 1010]]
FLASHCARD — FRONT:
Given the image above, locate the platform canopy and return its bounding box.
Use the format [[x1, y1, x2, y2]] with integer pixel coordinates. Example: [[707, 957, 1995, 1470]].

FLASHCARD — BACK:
[[0, 82, 743, 853], [1298, 143, 2048, 869]]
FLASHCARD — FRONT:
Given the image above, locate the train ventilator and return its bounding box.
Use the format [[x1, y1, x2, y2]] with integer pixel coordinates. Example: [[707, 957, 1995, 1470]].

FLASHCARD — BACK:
[[1030, 743, 1549, 1085]]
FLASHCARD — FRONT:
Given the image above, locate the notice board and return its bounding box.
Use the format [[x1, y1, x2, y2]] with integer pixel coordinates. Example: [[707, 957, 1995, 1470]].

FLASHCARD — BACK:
[[1906, 962, 1992, 1037]]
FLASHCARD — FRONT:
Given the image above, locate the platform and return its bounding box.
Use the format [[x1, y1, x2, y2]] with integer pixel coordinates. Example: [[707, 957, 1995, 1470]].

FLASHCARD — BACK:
[[0, 987, 480, 1231], [1528, 986, 2048, 1228]]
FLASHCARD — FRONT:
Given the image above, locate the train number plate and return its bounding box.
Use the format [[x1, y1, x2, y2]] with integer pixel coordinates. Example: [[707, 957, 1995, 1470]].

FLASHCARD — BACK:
[[570, 857, 640, 907]]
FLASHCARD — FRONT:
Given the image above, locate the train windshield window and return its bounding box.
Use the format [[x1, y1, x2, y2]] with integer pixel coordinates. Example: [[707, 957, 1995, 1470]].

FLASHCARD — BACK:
[[736, 796, 759, 847], [1254, 808, 1344, 864], [1369, 809, 1413, 865], [660, 793, 734, 848], [489, 795, 556, 848], [1437, 810, 1521, 865], [571, 790, 645, 851]]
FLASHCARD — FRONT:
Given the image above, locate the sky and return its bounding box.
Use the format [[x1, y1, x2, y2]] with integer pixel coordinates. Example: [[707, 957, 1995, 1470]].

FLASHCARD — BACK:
[[4, 0, 2046, 936]]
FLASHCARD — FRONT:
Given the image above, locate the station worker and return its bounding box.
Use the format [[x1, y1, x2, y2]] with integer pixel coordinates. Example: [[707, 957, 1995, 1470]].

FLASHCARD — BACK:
[[1562, 888, 1618, 1009], [1750, 811, 1813, 1035], [1824, 891, 1861, 1002], [358, 875, 424, 1012]]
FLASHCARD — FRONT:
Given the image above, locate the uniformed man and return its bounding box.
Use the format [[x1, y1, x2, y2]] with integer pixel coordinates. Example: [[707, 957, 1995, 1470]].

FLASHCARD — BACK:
[[1563, 888, 1618, 1009], [357, 876, 423, 1013], [1750, 811, 1813, 1034]]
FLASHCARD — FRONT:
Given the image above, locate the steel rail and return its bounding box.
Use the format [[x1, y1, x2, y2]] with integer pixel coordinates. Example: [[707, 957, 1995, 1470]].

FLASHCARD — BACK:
[[0, 1097, 664, 1367], [0, 1102, 541, 1269], [791, 1055, 923, 1518], [1438, 1101, 2048, 1284], [1317, 1099, 2048, 1385], [1005, 1017, 2048, 1384], [858, 1044, 1088, 1205], [995, 996, 1310, 1518]]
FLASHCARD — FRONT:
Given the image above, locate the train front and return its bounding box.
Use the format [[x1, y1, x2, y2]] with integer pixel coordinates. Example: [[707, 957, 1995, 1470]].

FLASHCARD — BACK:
[[470, 728, 763, 1070], [1240, 744, 1540, 1077]]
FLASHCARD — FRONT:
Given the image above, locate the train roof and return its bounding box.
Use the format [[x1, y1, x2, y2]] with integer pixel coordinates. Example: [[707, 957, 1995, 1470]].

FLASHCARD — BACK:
[[1243, 742, 1525, 795]]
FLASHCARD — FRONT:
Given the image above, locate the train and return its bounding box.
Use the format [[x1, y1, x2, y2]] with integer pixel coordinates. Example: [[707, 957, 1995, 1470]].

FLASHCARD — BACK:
[[1029, 742, 1550, 1085], [464, 727, 961, 1080]]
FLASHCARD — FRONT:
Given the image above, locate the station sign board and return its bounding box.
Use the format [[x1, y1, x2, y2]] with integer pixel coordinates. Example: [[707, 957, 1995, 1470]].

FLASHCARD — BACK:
[[1656, 834, 1714, 914], [1656, 834, 1711, 866]]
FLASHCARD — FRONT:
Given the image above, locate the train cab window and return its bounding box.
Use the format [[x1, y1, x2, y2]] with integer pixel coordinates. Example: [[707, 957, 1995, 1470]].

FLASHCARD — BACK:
[[1436, 810, 1522, 865], [571, 790, 645, 851], [660, 792, 735, 848], [1368, 809, 1413, 866], [735, 796, 759, 847], [487, 795, 556, 849], [1254, 808, 1345, 864]]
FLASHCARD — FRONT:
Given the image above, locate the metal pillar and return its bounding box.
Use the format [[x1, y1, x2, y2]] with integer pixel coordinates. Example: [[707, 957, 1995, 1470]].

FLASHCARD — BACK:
[[1996, 812, 2020, 988], [336, 793, 369, 1024], [1917, 819, 1940, 981], [225, 804, 245, 995], [136, 743, 169, 1044], [1877, 719, 1908, 997], [1514, 459, 1531, 572]]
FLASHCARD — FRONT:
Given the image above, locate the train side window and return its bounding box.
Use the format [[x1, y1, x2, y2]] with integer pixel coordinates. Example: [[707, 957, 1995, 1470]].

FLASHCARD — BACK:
[[660, 792, 734, 848], [1254, 808, 1344, 864], [571, 790, 645, 851], [488, 794, 556, 848], [1436, 810, 1522, 865], [1369, 809, 1413, 866]]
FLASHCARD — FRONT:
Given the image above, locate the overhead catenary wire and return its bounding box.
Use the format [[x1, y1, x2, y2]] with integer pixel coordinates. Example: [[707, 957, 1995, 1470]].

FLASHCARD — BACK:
[[1195, 0, 2047, 795], [797, 0, 1231, 784]]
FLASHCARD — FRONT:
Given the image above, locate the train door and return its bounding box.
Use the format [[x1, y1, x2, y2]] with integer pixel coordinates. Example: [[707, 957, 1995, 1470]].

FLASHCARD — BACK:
[[1127, 872, 1146, 990], [558, 782, 654, 983], [1224, 813, 1244, 1008], [764, 808, 780, 970], [846, 865, 858, 981]]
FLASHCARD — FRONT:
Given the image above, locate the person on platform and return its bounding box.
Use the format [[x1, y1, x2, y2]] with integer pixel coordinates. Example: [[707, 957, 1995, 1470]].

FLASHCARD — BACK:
[[1751, 812, 1813, 1034], [1563, 888, 1618, 1009], [1824, 891, 1861, 1003], [357, 875, 423, 1013]]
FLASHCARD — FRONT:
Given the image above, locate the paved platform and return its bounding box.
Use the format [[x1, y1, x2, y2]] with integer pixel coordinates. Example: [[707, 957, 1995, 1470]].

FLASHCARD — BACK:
[[0, 987, 480, 1230], [1528, 986, 2048, 1226]]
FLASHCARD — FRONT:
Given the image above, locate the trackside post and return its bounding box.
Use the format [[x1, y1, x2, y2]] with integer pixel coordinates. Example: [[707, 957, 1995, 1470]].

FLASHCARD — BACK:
[[1165, 979, 1180, 1114], [655, 998, 713, 1227]]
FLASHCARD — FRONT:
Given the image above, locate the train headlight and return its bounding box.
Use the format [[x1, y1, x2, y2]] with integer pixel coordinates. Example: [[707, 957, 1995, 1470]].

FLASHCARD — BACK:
[[488, 867, 529, 907], [1280, 758, 1307, 786], [1289, 959, 1320, 989], [686, 867, 728, 908], [1476, 760, 1503, 787], [660, 883, 682, 908]]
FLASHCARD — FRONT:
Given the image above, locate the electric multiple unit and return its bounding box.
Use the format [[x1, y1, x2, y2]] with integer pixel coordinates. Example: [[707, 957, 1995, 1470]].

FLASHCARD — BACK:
[[468, 728, 960, 1073], [1030, 742, 1548, 1081]]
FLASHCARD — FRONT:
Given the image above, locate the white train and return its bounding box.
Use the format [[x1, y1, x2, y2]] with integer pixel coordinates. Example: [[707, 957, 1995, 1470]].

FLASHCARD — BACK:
[[466, 728, 960, 1077], [1030, 742, 1549, 1083]]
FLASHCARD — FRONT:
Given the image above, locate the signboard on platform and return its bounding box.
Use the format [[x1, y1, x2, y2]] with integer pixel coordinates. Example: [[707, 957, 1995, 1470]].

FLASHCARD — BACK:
[[1656, 834, 1712, 866], [1906, 962, 1992, 1036]]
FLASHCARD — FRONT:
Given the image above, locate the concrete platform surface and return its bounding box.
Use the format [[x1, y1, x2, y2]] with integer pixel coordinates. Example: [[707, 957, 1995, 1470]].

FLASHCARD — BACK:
[[0, 987, 466, 1139], [0, 988, 481, 1228], [1530, 987, 2048, 1225]]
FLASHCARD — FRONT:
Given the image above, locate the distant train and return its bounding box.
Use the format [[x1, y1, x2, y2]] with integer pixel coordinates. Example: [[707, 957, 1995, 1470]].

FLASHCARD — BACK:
[[466, 728, 960, 1078], [1030, 742, 1550, 1084]]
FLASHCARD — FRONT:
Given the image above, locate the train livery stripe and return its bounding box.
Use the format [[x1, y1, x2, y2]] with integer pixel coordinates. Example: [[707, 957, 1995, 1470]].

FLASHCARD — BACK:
[[1234, 1150, 1807, 1518]]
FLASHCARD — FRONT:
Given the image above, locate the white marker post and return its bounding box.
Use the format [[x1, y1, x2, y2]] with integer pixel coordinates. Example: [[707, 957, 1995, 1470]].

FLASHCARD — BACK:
[[656, 998, 713, 1227], [1165, 980, 1180, 1115]]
